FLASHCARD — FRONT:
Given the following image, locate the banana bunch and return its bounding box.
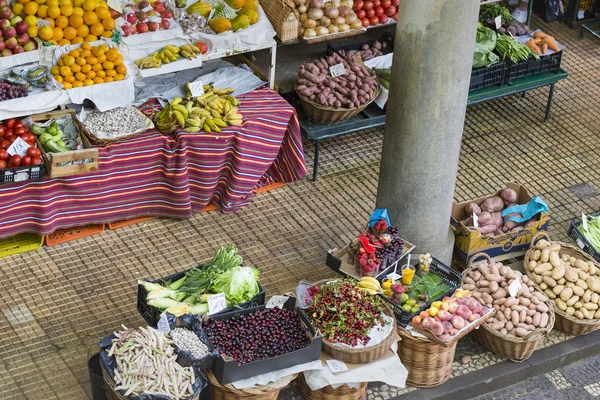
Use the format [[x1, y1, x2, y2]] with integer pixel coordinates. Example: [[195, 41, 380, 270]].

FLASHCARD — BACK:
[[135, 44, 201, 69], [153, 106, 178, 135], [135, 55, 161, 69], [357, 277, 383, 295]]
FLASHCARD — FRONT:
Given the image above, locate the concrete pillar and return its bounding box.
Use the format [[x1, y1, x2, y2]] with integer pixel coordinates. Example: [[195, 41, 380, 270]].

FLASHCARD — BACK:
[[376, 0, 479, 265]]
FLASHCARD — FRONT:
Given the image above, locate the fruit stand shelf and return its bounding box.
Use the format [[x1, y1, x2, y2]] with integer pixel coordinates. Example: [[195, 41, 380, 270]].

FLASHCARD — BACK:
[[288, 68, 568, 181]]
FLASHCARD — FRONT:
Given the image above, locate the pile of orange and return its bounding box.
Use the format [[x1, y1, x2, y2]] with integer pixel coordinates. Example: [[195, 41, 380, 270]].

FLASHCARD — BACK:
[[12, 0, 116, 46], [51, 43, 127, 89]]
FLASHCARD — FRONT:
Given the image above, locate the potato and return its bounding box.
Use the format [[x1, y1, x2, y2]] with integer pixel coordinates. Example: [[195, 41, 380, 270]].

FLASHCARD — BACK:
[[555, 299, 567, 311], [520, 297, 531, 307], [550, 252, 562, 268], [500, 328, 508, 335], [463, 284, 476, 291], [566, 296, 579, 307], [499, 265, 508, 275], [575, 310, 584, 320], [536, 303, 550, 313], [562, 254, 569, 262], [574, 302, 582, 309], [534, 292, 548, 302], [588, 277, 600, 292], [493, 297, 506, 306], [515, 328, 529, 337], [570, 256, 577, 265], [583, 290, 592, 303], [531, 250, 541, 261], [472, 271, 482, 281], [489, 281, 499, 293], [534, 263, 552, 274], [557, 278, 566, 285], [578, 279, 589, 290], [504, 297, 517, 307], [575, 259, 589, 271], [551, 265, 565, 280], [540, 313, 549, 328], [592, 293, 599, 303], [463, 277, 475, 285], [490, 264, 500, 275], [534, 274, 543, 284], [490, 321, 505, 331], [526, 316, 533, 324], [566, 306, 576, 316], [505, 321, 514, 331], [565, 268, 579, 283], [543, 276, 557, 287], [519, 309, 527, 322], [482, 293, 493, 304], [511, 310, 520, 325], [541, 248, 550, 263], [526, 309, 537, 317], [589, 264, 598, 276], [573, 286, 585, 297], [582, 308, 590, 319], [566, 282, 574, 288], [544, 289, 556, 299], [552, 285, 565, 295], [584, 302, 598, 311], [492, 288, 507, 299], [578, 270, 590, 281], [535, 239, 551, 250], [532, 312, 541, 326], [595, 310, 600, 319], [485, 273, 502, 283], [479, 280, 490, 287], [548, 243, 561, 252], [540, 282, 548, 290], [560, 287, 573, 302]]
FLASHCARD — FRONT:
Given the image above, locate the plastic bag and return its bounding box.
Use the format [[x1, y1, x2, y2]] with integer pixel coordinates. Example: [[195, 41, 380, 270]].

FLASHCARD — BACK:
[[501, 196, 549, 223]]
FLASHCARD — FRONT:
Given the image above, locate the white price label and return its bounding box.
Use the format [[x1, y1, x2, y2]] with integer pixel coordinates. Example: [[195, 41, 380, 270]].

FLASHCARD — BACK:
[[208, 293, 227, 315], [473, 212, 479, 228], [55, 45, 71, 60], [386, 272, 402, 281], [37, 19, 51, 28], [494, 15, 502, 30], [582, 213, 589, 232], [326, 359, 349, 374], [508, 278, 522, 298], [14, 172, 28, 182], [329, 63, 346, 77], [577, 239, 585, 249], [157, 314, 171, 333], [7, 137, 30, 157], [266, 295, 289, 309], [107, 0, 124, 12], [188, 81, 205, 97]]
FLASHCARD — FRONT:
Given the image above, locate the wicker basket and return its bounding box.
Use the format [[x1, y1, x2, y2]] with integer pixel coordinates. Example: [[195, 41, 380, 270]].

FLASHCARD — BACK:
[[525, 232, 600, 336], [297, 373, 367, 400], [397, 327, 456, 388], [206, 369, 296, 400], [295, 79, 380, 124], [261, 0, 298, 43], [77, 107, 155, 146], [463, 253, 555, 362]]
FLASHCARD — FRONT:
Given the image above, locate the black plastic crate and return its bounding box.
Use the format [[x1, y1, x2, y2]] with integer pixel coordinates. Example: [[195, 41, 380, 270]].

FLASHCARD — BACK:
[[137, 266, 266, 327], [469, 60, 506, 91], [568, 212, 600, 262], [506, 50, 563, 81], [327, 31, 394, 60], [0, 162, 46, 184], [377, 257, 462, 327]]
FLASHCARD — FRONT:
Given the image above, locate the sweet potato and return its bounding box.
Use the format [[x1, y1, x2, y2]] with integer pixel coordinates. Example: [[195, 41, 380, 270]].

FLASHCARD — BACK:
[[500, 188, 518, 205], [481, 196, 504, 212]]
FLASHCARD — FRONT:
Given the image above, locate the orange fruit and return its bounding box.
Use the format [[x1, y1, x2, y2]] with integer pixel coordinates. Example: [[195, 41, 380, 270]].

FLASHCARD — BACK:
[[45, 17, 55, 27], [82, 0, 96, 10], [71, 36, 83, 43], [84, 34, 97, 42], [76, 24, 88, 37], [36, 0, 47, 4], [51, 65, 60, 75], [24, 2, 38, 15], [113, 56, 122, 66], [89, 22, 103, 36], [92, 63, 102, 71], [17, 0, 29, 4], [80, 41, 91, 49], [64, 75, 75, 82], [25, 15, 38, 26], [53, 74, 63, 82], [101, 16, 114, 31], [101, 30, 111, 38], [70, 63, 81, 72], [99, 43, 108, 52], [63, 82, 73, 89], [103, 76, 113, 82], [55, 15, 68, 28], [47, 5, 60, 18], [63, 25, 76, 39], [72, 80, 83, 87], [105, 69, 115, 77], [68, 48, 80, 57], [39, 24, 53, 40], [116, 64, 126, 75], [96, 54, 106, 63], [85, 70, 96, 79], [74, 0, 83, 6], [12, 3, 24, 15], [59, 65, 72, 76], [83, 10, 97, 25], [52, 26, 63, 40], [79, 49, 91, 58], [72, 6, 83, 16], [94, 5, 109, 19], [83, 79, 94, 86], [58, 38, 70, 45], [101, 60, 113, 70], [95, 69, 105, 78], [37, 4, 48, 17], [47, 0, 59, 6], [60, 0, 73, 6], [57, 58, 64, 66], [47, 39, 58, 45], [68, 14, 82, 27], [93, 77, 103, 84], [114, 74, 124, 81], [62, 55, 75, 65], [27, 25, 38, 38], [60, 4, 73, 15], [105, 48, 118, 61], [75, 56, 86, 65], [75, 71, 86, 81], [81, 64, 92, 72]]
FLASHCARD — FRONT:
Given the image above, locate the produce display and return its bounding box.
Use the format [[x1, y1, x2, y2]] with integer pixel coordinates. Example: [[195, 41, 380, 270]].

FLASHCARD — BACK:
[[460, 187, 538, 236], [170, 327, 211, 361], [296, 0, 362, 39], [204, 308, 311, 365], [81, 106, 150, 140], [411, 289, 491, 341], [296, 52, 378, 109], [578, 215, 600, 251], [495, 33, 538, 63], [106, 326, 196, 398], [139, 245, 260, 317], [0, 117, 42, 169], [166, 0, 259, 35], [0, 0, 37, 57], [525, 31, 560, 56], [135, 43, 201, 69], [154, 84, 242, 134], [353, 0, 397, 28], [306, 280, 387, 346], [527, 239, 600, 321], [51, 42, 127, 89], [474, 23, 499, 68], [14, 0, 118, 45], [382, 268, 450, 313], [118, 0, 174, 37], [479, 4, 528, 37], [31, 119, 73, 153], [463, 261, 551, 337]]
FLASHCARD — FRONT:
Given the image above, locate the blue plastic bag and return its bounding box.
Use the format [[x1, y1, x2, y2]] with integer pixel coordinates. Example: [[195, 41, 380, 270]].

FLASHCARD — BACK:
[[501, 196, 549, 223], [369, 209, 391, 228]]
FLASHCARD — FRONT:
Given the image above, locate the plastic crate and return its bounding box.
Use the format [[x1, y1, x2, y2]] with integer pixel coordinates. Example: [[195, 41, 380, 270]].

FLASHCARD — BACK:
[[568, 212, 600, 262], [506, 50, 563, 81], [469, 60, 506, 91], [327, 31, 394, 59], [45, 224, 105, 246], [108, 216, 156, 230], [0, 162, 46, 185], [137, 266, 267, 327], [0, 232, 44, 258], [378, 257, 462, 327]]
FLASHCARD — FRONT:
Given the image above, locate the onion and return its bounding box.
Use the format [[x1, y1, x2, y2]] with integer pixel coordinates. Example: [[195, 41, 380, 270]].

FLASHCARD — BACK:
[[297, 4, 307, 13], [331, 0, 340, 6], [309, 0, 323, 9], [315, 26, 329, 36], [302, 18, 317, 28], [338, 4, 351, 16], [294, 0, 306, 5], [334, 16, 345, 25], [324, 5, 339, 19], [345, 13, 356, 24], [319, 16, 331, 26], [328, 24, 339, 33], [349, 19, 362, 29], [299, 12, 308, 21], [339, 23, 350, 32], [304, 28, 317, 37], [308, 8, 324, 20]]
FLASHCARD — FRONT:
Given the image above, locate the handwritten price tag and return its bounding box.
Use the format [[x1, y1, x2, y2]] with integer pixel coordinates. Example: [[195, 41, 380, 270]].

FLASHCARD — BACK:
[[157, 314, 171, 334], [107, 0, 124, 13], [266, 295, 289, 309], [329, 63, 346, 77], [508, 278, 522, 298], [494, 15, 502, 30], [582, 213, 589, 232], [473, 212, 479, 228], [188, 80, 205, 97], [326, 359, 349, 374], [208, 293, 227, 315], [7, 137, 30, 157], [37, 19, 51, 28]]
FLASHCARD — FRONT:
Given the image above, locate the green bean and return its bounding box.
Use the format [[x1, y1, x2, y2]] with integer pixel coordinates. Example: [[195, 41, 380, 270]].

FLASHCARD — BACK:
[[496, 34, 538, 63]]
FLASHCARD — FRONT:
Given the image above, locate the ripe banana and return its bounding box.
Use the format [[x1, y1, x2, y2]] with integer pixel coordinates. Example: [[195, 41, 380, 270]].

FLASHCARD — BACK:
[[357, 277, 383, 295]]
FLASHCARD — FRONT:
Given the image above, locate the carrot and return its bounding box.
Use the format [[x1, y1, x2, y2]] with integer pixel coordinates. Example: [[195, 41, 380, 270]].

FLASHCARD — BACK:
[[526, 38, 541, 55], [533, 31, 547, 39], [535, 38, 543, 45], [542, 43, 548, 54], [542, 36, 559, 52]]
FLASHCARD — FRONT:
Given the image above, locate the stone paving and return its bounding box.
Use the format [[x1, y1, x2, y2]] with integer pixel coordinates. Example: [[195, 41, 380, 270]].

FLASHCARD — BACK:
[[0, 11, 599, 400]]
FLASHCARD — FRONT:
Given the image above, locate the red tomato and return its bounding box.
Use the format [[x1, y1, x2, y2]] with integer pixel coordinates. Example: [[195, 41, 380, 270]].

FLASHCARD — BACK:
[[356, 9, 366, 18], [363, 1, 373, 9], [5, 119, 15, 129], [373, 0, 380, 7], [14, 127, 26, 135], [0, 140, 9, 150], [9, 155, 21, 167], [5, 135, 16, 143], [21, 156, 31, 166], [375, 6, 384, 15], [369, 15, 380, 25], [0, 160, 6, 169], [354, 0, 363, 9], [5, 129, 12, 136], [31, 157, 43, 165], [13, 120, 23, 129], [366, 8, 375, 17], [385, 5, 396, 16], [392, 12, 397, 20], [378, 14, 388, 23], [20, 133, 35, 143], [382, 0, 391, 8], [27, 147, 40, 158], [0, 125, 5, 136], [0, 149, 7, 161], [361, 17, 370, 27], [392, 0, 398, 6]]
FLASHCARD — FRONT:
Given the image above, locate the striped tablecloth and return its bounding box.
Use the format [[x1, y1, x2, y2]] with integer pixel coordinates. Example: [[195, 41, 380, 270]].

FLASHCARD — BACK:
[[0, 87, 306, 239]]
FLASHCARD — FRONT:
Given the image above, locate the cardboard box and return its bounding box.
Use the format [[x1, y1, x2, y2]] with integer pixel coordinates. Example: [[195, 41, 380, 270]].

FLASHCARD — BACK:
[[451, 182, 549, 264]]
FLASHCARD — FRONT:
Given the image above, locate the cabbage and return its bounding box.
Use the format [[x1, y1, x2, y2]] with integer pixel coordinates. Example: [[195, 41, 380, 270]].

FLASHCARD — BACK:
[[211, 266, 260, 305]]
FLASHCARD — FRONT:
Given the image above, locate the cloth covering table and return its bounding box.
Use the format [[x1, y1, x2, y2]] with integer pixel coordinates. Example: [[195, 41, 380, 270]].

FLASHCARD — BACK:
[[0, 87, 306, 239]]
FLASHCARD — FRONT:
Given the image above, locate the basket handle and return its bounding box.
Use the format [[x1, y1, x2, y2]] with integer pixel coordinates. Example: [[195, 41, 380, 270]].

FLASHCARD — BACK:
[[530, 232, 551, 250], [522, 328, 545, 342], [467, 252, 492, 267]]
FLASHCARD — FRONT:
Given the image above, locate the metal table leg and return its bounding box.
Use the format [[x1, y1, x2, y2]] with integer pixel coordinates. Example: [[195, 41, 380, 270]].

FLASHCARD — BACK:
[[545, 83, 555, 122], [312, 140, 320, 182], [522, 91, 526, 98], [268, 41, 277, 90]]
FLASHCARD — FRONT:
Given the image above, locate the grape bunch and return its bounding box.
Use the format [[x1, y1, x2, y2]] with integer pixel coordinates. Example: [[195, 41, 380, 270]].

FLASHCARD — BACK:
[[0, 82, 28, 101], [387, 225, 399, 236]]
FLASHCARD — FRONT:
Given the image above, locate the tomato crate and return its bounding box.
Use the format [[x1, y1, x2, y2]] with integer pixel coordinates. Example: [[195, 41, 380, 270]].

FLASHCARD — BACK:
[[0, 161, 46, 184], [470, 60, 506, 91], [505, 51, 563, 81], [31, 109, 99, 179], [568, 212, 600, 263]]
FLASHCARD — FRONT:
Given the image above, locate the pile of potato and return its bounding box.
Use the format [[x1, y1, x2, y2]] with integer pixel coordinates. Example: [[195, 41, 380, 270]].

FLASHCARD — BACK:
[[463, 261, 551, 338], [528, 239, 600, 321]]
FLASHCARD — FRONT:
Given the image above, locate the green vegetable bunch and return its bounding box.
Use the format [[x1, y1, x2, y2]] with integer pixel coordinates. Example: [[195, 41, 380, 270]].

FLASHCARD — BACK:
[[473, 23, 499, 68], [479, 4, 515, 25], [495, 34, 539, 63], [579, 216, 600, 251], [31, 121, 71, 153]]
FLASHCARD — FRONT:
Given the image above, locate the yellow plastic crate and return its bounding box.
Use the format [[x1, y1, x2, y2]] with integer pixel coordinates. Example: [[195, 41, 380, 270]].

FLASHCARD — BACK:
[[0, 233, 44, 258]]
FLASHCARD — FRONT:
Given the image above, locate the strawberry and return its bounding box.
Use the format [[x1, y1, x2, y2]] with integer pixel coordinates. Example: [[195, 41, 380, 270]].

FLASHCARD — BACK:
[[363, 266, 373, 272], [360, 259, 367, 267], [368, 253, 376, 260], [361, 253, 367, 260]]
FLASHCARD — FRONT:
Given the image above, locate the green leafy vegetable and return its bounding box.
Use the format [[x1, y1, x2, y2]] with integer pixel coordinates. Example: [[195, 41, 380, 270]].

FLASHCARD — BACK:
[[473, 23, 499, 68], [579, 216, 600, 251], [479, 4, 515, 25], [211, 266, 260, 305], [495, 34, 538, 62]]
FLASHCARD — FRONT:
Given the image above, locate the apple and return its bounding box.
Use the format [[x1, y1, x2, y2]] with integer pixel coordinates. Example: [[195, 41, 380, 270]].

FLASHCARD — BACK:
[[147, 21, 159, 31], [0, 48, 10, 56], [153, 1, 165, 11], [126, 13, 137, 24], [4, 36, 16, 49], [136, 22, 148, 33], [160, 9, 172, 18], [0, 19, 8, 30], [0, 39, 4, 51], [23, 40, 35, 51], [3, 26, 15, 39], [159, 18, 169, 29], [136, 11, 147, 21], [109, 9, 121, 18], [9, 16, 21, 27], [139, 0, 150, 9], [130, 24, 137, 34], [121, 25, 132, 36], [0, 0, 7, 7], [0, 6, 10, 20], [15, 20, 27, 34], [146, 10, 157, 17], [16, 32, 28, 45], [12, 45, 23, 53], [194, 41, 208, 54]]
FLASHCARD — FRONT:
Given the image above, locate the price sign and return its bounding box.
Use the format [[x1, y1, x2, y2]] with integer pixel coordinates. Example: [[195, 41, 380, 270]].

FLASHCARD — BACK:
[[582, 213, 589, 232], [37, 19, 51, 28], [386, 272, 402, 281], [208, 293, 227, 315], [107, 0, 124, 13], [508, 278, 522, 298], [326, 359, 349, 374], [55, 45, 71, 60], [473, 212, 479, 228], [329, 63, 346, 77], [157, 314, 171, 334], [494, 15, 502, 30], [7, 137, 30, 157], [14, 172, 28, 182], [266, 295, 289, 309], [188, 80, 205, 97], [577, 239, 585, 249]]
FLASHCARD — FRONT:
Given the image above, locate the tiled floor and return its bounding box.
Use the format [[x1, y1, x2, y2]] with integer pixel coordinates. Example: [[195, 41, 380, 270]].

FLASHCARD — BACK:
[[1, 14, 600, 400]]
